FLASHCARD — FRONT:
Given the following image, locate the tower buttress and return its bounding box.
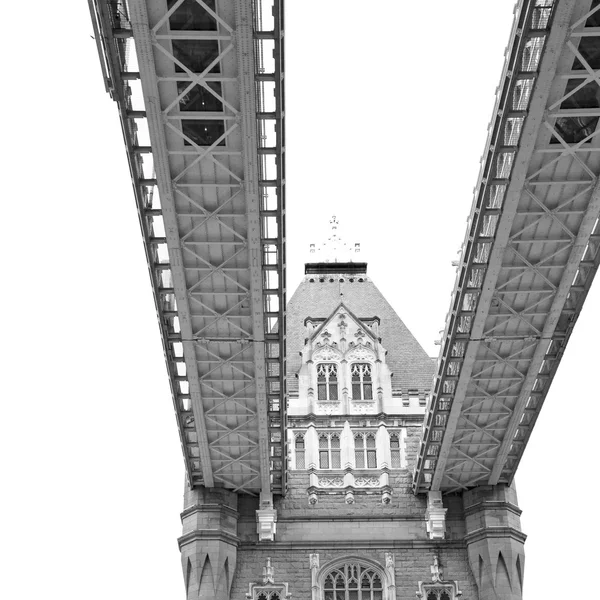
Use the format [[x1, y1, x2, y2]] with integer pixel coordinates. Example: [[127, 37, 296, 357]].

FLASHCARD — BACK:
[[178, 485, 238, 600], [463, 484, 526, 600]]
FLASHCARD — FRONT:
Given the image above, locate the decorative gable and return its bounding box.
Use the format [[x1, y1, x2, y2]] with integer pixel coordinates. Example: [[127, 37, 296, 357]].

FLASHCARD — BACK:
[[246, 558, 291, 600], [310, 305, 379, 360], [296, 303, 392, 415]]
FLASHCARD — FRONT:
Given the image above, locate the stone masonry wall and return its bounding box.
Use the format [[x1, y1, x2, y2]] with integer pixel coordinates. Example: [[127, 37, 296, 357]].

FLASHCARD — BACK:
[[232, 546, 478, 600]]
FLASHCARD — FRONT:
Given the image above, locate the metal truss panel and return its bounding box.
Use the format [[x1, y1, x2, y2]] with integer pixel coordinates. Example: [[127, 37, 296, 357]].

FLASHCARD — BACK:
[[414, 0, 600, 494], [90, 0, 286, 494]]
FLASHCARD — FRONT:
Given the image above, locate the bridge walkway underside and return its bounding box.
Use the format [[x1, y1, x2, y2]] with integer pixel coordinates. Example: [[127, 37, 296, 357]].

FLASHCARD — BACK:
[[90, 0, 286, 495], [415, 0, 600, 493]]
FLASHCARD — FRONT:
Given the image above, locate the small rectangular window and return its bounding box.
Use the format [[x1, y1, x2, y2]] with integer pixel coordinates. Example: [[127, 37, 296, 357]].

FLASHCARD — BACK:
[[355, 452, 365, 469], [317, 363, 338, 402], [331, 451, 341, 469], [319, 451, 329, 469], [354, 434, 377, 469], [318, 433, 341, 470], [390, 435, 401, 468], [329, 383, 338, 400], [295, 436, 305, 470], [367, 450, 377, 468]]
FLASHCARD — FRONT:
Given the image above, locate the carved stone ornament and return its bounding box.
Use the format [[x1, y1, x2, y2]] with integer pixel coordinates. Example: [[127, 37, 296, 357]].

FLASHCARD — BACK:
[[415, 555, 462, 599], [318, 477, 344, 487], [246, 558, 292, 600], [346, 344, 376, 362], [313, 345, 342, 362], [354, 477, 380, 488], [315, 402, 341, 416], [385, 553, 396, 598], [351, 402, 376, 415]]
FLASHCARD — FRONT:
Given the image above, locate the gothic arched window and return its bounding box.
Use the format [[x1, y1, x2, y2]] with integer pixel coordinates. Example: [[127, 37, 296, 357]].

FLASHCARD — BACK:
[[389, 433, 401, 468], [256, 593, 281, 600], [295, 434, 305, 469], [351, 363, 372, 400], [354, 433, 377, 468], [323, 563, 383, 600], [319, 433, 341, 469], [426, 591, 451, 600], [317, 363, 339, 401]]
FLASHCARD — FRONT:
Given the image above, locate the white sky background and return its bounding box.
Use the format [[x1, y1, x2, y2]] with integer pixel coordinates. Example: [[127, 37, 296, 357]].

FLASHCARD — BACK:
[[0, 0, 598, 598]]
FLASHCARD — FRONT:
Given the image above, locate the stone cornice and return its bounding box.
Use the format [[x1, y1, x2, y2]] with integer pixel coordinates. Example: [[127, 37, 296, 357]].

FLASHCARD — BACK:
[[177, 529, 240, 550], [464, 526, 527, 545], [289, 414, 425, 427], [239, 539, 468, 550], [180, 503, 239, 522], [265, 514, 425, 523], [463, 499, 522, 518]]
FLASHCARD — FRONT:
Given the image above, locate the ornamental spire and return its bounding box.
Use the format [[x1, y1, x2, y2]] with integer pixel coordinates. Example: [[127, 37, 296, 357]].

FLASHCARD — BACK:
[[309, 216, 360, 263]]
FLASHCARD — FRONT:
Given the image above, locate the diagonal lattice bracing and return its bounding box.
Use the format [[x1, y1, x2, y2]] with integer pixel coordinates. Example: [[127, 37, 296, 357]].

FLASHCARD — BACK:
[[90, 0, 286, 493], [414, 0, 600, 494]]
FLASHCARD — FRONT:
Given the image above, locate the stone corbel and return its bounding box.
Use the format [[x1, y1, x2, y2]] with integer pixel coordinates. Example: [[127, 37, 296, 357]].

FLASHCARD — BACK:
[[381, 486, 392, 505], [256, 492, 277, 541], [425, 491, 447, 540]]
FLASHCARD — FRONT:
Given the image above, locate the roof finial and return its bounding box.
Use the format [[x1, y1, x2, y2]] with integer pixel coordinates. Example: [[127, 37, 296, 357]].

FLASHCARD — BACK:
[[262, 557, 274, 584], [309, 216, 360, 263]]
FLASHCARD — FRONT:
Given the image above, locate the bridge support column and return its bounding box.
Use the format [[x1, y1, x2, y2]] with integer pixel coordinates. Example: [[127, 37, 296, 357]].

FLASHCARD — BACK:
[[425, 491, 447, 539], [463, 484, 526, 600], [178, 485, 239, 600], [256, 490, 277, 541]]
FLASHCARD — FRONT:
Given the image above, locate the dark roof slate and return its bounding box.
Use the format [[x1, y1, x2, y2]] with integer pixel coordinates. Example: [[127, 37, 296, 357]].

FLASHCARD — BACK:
[[286, 274, 435, 393]]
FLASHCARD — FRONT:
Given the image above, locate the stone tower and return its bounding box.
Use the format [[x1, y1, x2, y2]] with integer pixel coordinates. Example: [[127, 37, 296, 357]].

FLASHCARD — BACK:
[[179, 220, 526, 600]]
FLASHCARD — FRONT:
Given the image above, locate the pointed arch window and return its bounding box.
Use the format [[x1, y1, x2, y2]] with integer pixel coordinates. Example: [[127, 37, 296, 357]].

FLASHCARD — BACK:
[[323, 563, 384, 600], [354, 433, 377, 468], [317, 363, 339, 401], [351, 363, 372, 400], [295, 434, 305, 469], [319, 433, 341, 469]]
